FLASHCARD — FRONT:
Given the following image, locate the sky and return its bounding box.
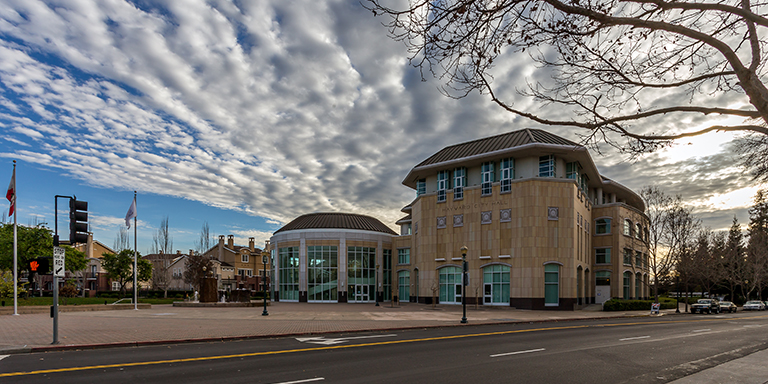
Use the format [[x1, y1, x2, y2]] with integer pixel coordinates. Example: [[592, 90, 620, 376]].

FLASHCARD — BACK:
[[0, 0, 762, 255]]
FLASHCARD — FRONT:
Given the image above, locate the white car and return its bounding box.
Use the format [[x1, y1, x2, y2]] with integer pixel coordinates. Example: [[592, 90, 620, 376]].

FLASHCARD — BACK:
[[743, 300, 765, 311]]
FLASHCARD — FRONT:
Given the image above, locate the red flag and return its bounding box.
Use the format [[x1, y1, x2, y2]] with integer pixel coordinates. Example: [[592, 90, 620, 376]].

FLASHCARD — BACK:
[[6, 167, 15, 216]]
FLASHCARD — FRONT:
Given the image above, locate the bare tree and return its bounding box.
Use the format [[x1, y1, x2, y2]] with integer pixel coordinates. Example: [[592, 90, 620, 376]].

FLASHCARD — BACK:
[[640, 186, 675, 300], [184, 253, 212, 292], [113, 226, 130, 252], [722, 217, 747, 301], [368, 0, 768, 179], [150, 216, 173, 298], [151, 216, 173, 254], [195, 221, 214, 254]]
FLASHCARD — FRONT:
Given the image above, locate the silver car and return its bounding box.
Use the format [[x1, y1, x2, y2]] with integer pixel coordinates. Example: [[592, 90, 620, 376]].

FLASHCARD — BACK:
[[743, 300, 765, 311]]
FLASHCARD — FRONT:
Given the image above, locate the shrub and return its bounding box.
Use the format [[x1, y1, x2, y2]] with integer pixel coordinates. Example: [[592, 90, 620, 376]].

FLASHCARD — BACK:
[[603, 298, 677, 311]]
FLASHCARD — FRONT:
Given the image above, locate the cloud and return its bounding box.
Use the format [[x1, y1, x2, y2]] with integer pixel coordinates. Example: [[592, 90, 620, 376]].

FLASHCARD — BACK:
[[0, 0, 756, 235]]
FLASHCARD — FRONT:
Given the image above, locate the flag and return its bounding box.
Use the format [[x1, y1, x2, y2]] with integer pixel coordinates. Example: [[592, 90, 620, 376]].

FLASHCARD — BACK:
[[6, 167, 15, 217], [125, 197, 137, 228]]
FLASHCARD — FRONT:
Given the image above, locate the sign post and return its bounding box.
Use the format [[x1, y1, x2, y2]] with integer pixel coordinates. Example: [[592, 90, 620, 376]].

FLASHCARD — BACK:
[[52, 246, 65, 344]]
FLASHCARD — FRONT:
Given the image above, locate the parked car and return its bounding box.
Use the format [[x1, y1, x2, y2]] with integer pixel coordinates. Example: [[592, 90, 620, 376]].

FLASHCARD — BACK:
[[743, 301, 766, 311], [691, 299, 720, 314], [720, 301, 737, 313]]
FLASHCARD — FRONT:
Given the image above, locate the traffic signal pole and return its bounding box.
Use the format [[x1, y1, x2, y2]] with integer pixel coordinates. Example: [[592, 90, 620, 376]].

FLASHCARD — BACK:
[[52, 195, 85, 345]]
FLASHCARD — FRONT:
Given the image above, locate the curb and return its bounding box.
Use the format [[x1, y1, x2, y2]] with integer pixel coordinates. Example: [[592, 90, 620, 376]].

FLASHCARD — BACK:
[[6, 311, 682, 355]]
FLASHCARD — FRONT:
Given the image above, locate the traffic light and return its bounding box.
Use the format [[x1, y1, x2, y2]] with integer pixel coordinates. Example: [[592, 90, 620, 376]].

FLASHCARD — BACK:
[[29, 257, 50, 274], [69, 198, 88, 244]]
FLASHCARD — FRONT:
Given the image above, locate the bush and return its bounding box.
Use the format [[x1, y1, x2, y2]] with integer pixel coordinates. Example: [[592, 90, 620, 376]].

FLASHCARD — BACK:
[[603, 298, 677, 311]]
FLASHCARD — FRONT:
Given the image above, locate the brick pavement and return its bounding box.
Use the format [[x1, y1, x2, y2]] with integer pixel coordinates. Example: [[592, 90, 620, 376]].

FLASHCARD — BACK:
[[0, 302, 669, 353]]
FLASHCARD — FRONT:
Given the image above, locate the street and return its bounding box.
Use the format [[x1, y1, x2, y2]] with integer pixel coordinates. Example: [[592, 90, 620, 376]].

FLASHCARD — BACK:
[[2, 312, 768, 383]]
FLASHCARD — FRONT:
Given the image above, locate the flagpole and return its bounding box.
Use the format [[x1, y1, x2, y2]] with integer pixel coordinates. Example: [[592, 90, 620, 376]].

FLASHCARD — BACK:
[[12, 160, 17, 316], [133, 191, 138, 311]]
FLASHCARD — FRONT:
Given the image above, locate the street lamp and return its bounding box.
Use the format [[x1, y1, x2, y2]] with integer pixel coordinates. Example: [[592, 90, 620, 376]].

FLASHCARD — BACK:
[[375, 263, 380, 307], [460, 245, 468, 324], [262, 241, 269, 316], [675, 274, 680, 314]]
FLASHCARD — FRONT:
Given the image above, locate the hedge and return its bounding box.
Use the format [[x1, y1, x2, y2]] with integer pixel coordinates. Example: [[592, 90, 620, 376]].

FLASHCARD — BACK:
[[603, 298, 677, 311]]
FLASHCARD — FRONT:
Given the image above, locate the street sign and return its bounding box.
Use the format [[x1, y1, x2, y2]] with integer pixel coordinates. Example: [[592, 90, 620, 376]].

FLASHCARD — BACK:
[[53, 246, 65, 278]]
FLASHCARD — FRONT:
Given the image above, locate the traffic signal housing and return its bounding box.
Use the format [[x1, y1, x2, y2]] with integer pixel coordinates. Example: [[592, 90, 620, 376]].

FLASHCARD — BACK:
[[69, 198, 88, 244], [28, 257, 50, 280]]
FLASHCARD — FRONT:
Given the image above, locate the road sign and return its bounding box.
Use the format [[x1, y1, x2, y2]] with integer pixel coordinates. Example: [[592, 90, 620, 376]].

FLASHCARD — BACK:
[[53, 246, 65, 278]]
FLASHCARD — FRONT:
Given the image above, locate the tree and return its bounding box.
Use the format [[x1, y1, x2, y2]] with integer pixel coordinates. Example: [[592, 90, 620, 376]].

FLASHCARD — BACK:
[[150, 217, 173, 298], [184, 253, 212, 292], [746, 189, 768, 300], [368, 0, 768, 180], [0, 223, 52, 271], [721, 217, 747, 301], [101, 250, 152, 297], [151, 216, 173, 254], [195, 221, 213, 254], [62, 245, 88, 297], [113, 226, 130, 252]]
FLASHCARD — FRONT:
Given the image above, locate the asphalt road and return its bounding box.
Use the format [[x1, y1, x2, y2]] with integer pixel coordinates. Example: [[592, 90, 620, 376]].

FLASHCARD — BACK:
[[2, 312, 768, 383]]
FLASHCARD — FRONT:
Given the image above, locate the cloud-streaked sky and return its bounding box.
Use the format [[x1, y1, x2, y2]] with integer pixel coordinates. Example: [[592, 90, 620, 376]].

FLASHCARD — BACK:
[[0, 0, 760, 254]]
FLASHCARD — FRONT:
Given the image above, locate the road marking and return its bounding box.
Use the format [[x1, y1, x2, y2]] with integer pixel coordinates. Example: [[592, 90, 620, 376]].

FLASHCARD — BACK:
[[619, 336, 650, 341], [0, 355, 9, 362], [296, 334, 396, 345], [153, 313, 176, 316], [272, 378, 324, 384], [692, 329, 711, 333], [490, 348, 545, 358], [4, 315, 768, 378]]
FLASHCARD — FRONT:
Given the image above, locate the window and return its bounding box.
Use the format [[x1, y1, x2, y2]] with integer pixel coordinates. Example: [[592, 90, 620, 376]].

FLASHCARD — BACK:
[[595, 218, 611, 234], [347, 246, 374, 303], [383, 249, 392, 301], [483, 265, 510, 304], [417, 179, 426, 196], [453, 167, 465, 200], [398, 270, 410, 302], [112, 281, 120, 291], [500, 158, 514, 193], [398, 248, 410, 264], [437, 170, 449, 202], [279, 247, 300, 301], [481, 162, 494, 195], [595, 248, 611, 264], [241, 254, 249, 263], [90, 265, 97, 275], [307, 246, 338, 302], [635, 250, 643, 268], [636, 223, 642, 240], [623, 272, 632, 299], [539, 155, 555, 177], [439, 266, 464, 304], [580, 174, 589, 194], [635, 272, 642, 298], [596, 271, 611, 286], [566, 161, 580, 181], [544, 264, 559, 306], [623, 219, 632, 236], [623, 248, 632, 265]]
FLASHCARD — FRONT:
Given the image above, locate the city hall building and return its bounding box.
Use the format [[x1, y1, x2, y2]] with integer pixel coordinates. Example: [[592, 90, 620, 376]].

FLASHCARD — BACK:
[[268, 129, 650, 309]]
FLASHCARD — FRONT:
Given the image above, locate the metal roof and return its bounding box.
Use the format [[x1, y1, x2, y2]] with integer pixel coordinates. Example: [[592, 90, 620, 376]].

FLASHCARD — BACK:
[[274, 212, 398, 235], [415, 128, 581, 167]]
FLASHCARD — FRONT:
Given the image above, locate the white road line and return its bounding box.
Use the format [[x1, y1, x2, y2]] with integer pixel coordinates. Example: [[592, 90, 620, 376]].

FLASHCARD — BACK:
[[490, 348, 546, 358], [692, 329, 711, 333], [619, 336, 650, 341], [0, 355, 8, 362], [271, 378, 324, 384]]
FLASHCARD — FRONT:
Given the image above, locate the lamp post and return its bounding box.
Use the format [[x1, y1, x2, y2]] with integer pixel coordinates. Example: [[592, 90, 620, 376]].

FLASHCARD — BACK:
[[262, 241, 269, 316], [460, 245, 468, 324], [375, 264, 380, 307], [675, 274, 680, 314]]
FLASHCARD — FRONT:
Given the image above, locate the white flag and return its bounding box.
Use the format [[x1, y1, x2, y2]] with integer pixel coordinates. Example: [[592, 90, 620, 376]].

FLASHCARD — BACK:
[[125, 198, 137, 228]]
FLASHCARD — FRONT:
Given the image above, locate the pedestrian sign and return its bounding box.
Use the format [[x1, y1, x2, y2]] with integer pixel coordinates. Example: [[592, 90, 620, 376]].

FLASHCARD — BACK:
[[53, 246, 65, 278]]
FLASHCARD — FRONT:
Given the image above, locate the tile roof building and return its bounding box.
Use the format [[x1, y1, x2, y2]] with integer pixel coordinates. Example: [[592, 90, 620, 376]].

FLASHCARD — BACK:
[[269, 129, 650, 309]]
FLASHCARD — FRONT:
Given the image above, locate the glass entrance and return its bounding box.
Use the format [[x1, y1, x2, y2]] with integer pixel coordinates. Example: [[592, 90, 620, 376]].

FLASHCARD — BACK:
[[439, 267, 463, 304], [355, 284, 369, 302]]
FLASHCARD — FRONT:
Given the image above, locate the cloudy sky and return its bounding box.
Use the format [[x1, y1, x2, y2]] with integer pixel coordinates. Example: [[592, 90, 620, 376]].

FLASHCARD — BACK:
[[0, 0, 760, 254]]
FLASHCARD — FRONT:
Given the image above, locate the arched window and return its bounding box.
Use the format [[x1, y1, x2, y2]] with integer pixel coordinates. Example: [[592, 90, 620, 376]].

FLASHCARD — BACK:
[[483, 265, 510, 305], [623, 219, 632, 236], [623, 271, 632, 299], [635, 272, 642, 299], [635, 223, 643, 240], [439, 266, 463, 304]]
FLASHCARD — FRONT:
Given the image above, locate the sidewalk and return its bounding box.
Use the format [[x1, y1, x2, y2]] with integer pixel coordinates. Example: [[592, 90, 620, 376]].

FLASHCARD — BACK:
[[0, 301, 671, 353]]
